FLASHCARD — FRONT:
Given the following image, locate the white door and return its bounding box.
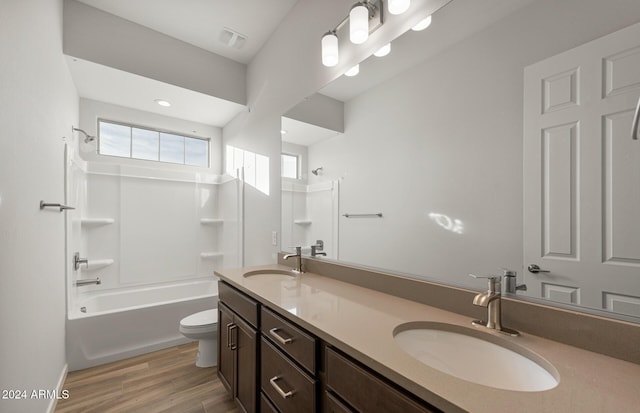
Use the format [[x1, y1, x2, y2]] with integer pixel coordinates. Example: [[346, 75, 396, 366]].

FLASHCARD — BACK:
[[523, 22, 640, 316]]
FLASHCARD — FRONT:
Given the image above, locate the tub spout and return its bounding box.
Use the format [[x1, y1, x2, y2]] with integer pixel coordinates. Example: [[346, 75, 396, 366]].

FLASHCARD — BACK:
[[74, 277, 101, 287]]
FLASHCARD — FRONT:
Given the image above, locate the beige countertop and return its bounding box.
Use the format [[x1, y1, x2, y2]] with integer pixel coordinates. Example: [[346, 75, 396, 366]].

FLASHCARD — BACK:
[[216, 264, 640, 413]]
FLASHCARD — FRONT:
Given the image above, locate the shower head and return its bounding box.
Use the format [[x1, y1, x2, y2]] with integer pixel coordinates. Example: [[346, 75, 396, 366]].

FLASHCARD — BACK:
[[72, 127, 96, 143], [311, 167, 323, 176]]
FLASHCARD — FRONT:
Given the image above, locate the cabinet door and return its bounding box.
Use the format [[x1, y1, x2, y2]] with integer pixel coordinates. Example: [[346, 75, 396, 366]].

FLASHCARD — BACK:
[[234, 315, 258, 413], [218, 303, 234, 393]]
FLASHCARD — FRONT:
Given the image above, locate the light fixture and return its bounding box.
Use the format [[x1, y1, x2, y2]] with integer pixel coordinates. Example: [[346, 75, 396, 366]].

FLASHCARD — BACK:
[[412, 15, 432, 31], [388, 0, 410, 15], [345, 64, 360, 77], [281, 129, 288, 135], [322, 31, 339, 67], [374, 43, 391, 57], [155, 99, 171, 107], [349, 2, 369, 45], [321, 0, 383, 68]]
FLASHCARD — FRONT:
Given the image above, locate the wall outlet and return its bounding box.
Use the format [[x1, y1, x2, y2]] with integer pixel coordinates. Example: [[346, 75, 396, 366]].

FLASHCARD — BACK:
[[271, 230, 278, 246]]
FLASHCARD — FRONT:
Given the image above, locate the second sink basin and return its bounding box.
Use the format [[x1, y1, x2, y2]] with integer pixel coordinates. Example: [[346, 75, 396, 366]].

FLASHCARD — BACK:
[[393, 322, 559, 392]]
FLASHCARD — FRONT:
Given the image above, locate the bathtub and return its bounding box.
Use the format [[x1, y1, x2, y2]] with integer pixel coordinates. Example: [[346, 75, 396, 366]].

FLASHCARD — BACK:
[[67, 278, 218, 371]]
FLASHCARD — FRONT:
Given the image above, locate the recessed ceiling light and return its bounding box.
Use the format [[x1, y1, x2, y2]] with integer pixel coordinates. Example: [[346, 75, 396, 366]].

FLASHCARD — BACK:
[[281, 129, 288, 135], [155, 99, 171, 107]]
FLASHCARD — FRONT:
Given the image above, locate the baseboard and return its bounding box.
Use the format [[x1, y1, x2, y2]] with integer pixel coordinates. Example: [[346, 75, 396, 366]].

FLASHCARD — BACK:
[[46, 363, 68, 413]]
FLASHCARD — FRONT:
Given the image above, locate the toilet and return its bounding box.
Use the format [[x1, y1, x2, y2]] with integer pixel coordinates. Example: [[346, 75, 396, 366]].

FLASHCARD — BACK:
[[179, 309, 218, 367]]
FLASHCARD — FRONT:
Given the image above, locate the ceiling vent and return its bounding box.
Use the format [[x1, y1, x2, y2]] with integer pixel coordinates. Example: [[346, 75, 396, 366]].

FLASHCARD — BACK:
[[219, 27, 247, 50]]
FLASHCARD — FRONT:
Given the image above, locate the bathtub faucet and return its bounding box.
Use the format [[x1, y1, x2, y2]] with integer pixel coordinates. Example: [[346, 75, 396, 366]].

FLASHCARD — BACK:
[[283, 246, 304, 273], [74, 277, 101, 287]]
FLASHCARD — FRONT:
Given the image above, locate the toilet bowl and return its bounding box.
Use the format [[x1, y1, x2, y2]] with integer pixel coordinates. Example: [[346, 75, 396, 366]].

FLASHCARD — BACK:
[[179, 309, 218, 367]]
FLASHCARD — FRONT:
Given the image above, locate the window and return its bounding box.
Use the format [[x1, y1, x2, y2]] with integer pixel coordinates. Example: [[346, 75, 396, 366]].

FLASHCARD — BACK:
[[98, 119, 209, 167], [281, 153, 299, 179]]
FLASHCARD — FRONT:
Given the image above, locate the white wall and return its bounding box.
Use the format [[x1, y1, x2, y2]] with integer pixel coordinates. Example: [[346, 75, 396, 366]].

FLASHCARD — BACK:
[[224, 0, 446, 265], [306, 0, 640, 285], [0, 1, 78, 412]]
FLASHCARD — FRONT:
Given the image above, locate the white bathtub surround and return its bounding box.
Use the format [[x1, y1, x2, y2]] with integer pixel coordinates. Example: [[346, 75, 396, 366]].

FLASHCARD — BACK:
[[67, 278, 218, 371], [64, 150, 242, 370]]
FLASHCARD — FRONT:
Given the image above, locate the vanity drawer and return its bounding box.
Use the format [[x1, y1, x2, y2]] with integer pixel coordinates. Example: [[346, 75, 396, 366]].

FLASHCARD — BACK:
[[325, 391, 354, 413], [261, 393, 279, 413], [218, 281, 258, 328], [261, 306, 317, 374], [261, 337, 317, 413], [326, 348, 439, 413]]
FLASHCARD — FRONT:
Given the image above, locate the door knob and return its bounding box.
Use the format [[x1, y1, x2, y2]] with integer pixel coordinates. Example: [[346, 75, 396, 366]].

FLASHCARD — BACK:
[[527, 264, 550, 274]]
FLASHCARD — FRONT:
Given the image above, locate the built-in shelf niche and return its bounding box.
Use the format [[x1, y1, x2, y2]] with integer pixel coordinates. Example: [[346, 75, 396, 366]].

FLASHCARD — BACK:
[[200, 218, 224, 225], [81, 218, 115, 227]]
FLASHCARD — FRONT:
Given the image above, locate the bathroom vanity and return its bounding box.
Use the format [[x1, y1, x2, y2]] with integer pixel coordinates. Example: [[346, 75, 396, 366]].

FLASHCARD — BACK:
[[215, 263, 640, 413]]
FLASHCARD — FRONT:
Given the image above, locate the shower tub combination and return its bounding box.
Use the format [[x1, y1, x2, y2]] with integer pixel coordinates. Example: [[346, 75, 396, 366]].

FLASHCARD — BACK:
[[67, 278, 218, 371]]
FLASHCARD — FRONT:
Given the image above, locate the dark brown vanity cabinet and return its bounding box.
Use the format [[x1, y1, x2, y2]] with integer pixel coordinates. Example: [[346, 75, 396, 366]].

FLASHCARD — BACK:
[[260, 307, 319, 413], [325, 348, 441, 413], [218, 282, 259, 413], [218, 281, 440, 413]]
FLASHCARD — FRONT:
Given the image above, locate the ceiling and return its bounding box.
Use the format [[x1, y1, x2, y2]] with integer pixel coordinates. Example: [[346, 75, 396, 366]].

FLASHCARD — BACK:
[[68, 0, 298, 128], [281, 117, 341, 147], [67, 0, 537, 140], [75, 0, 299, 64]]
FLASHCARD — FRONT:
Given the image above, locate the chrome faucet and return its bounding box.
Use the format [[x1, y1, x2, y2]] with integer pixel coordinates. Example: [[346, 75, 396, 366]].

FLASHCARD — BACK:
[[283, 246, 304, 273], [310, 245, 326, 257], [469, 273, 519, 336], [310, 240, 327, 257]]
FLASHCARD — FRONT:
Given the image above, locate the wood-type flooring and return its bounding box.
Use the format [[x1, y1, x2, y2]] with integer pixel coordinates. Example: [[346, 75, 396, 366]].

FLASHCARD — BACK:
[[55, 342, 240, 413]]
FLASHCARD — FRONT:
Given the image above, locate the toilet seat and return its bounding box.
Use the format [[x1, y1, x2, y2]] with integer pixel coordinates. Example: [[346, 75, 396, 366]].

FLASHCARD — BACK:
[[180, 309, 218, 328]]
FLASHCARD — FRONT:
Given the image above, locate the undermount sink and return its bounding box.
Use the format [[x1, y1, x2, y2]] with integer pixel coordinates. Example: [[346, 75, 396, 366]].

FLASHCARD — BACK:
[[393, 322, 559, 392], [243, 269, 298, 278]]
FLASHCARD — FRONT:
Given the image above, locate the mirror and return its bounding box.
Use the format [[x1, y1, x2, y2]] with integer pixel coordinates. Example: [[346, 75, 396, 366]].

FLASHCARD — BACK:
[[281, 0, 640, 322]]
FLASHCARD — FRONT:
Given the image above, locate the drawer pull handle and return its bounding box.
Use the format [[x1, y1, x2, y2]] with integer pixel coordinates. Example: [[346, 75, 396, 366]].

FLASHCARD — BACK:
[[269, 327, 293, 345], [270, 375, 294, 399]]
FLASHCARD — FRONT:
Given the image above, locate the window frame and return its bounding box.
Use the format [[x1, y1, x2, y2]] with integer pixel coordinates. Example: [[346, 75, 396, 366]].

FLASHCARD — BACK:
[[97, 118, 210, 168], [281, 152, 300, 180]]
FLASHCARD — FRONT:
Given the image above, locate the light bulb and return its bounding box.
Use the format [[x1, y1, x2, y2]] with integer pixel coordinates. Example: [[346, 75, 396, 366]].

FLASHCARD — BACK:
[[412, 15, 432, 31], [388, 0, 410, 15], [345, 64, 359, 77], [321, 31, 339, 67], [374, 43, 391, 57], [350, 3, 369, 45]]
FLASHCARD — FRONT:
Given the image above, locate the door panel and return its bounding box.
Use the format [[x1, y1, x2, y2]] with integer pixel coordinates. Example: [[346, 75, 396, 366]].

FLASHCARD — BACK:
[[524, 22, 640, 315]]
